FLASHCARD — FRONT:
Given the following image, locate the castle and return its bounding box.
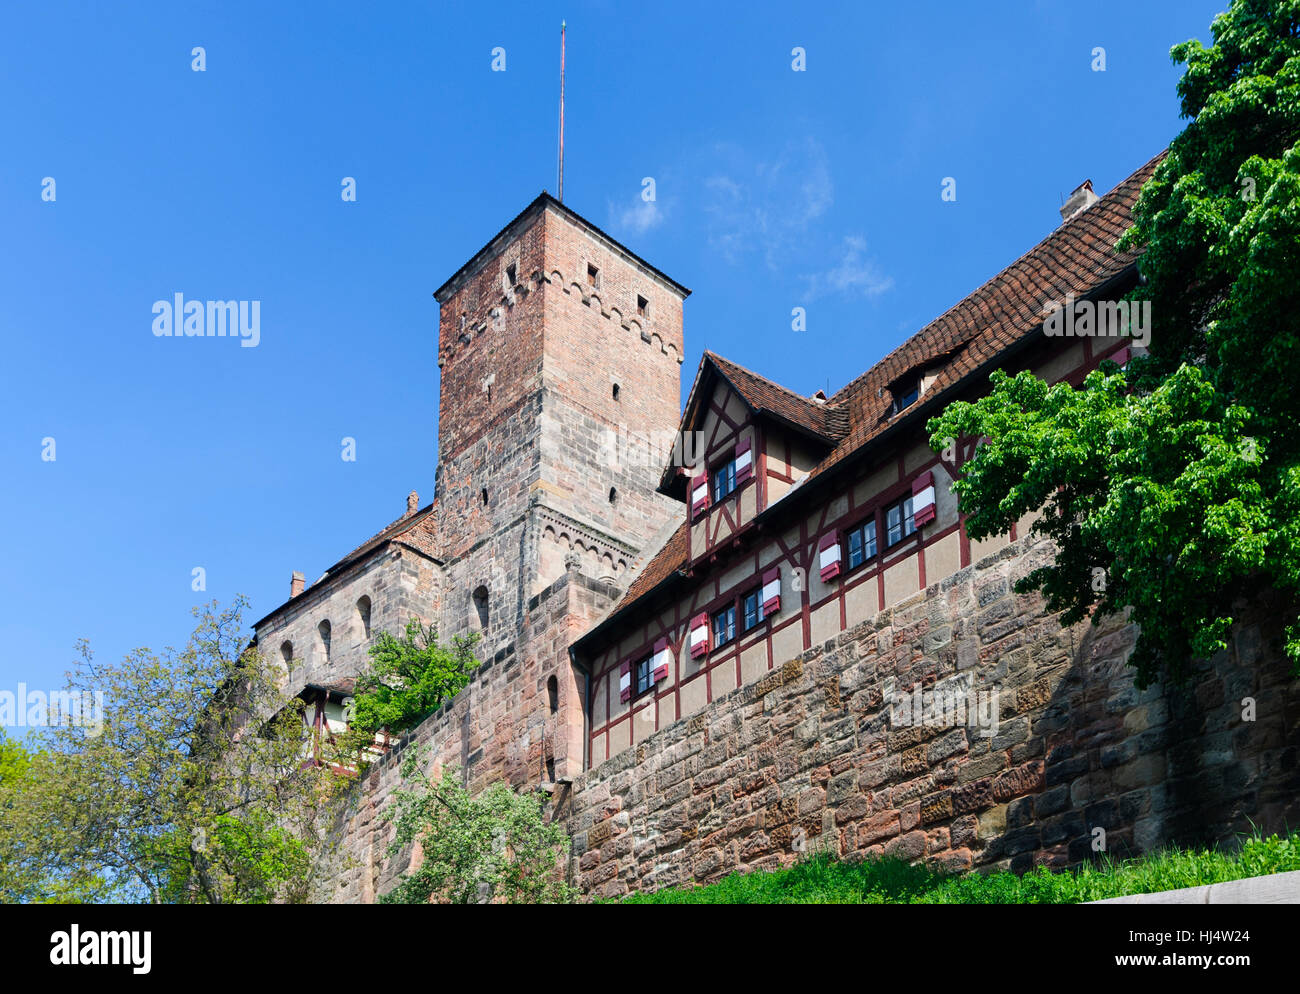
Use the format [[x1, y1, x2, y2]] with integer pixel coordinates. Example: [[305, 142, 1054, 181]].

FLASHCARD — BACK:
[[250, 154, 1300, 901]]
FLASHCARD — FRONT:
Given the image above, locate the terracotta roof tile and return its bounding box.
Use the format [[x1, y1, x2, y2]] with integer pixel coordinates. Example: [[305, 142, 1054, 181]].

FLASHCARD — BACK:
[[621, 520, 688, 605], [704, 352, 850, 442]]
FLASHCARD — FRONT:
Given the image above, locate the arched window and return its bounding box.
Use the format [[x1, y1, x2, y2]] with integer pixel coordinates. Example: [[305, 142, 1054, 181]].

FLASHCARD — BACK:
[[280, 640, 294, 675], [318, 620, 331, 664], [356, 596, 372, 640], [472, 586, 489, 632], [547, 675, 559, 714]]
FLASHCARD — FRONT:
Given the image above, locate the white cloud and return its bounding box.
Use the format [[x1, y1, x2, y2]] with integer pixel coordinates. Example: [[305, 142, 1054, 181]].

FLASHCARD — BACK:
[[702, 137, 834, 269], [803, 235, 894, 300], [609, 197, 664, 236]]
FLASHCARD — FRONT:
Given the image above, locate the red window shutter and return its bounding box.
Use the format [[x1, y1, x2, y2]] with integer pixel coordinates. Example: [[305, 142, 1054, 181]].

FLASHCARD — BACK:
[[652, 637, 670, 683], [818, 530, 842, 581], [735, 435, 753, 484], [761, 565, 781, 614], [912, 470, 937, 527], [619, 659, 632, 703], [691, 473, 710, 519], [689, 612, 710, 658]]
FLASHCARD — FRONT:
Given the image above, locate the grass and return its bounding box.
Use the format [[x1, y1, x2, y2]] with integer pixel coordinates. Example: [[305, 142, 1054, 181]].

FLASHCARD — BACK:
[[620, 829, 1300, 903]]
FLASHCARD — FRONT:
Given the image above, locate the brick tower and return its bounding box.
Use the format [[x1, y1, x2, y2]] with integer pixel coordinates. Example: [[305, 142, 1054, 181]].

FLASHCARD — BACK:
[[430, 194, 688, 779]]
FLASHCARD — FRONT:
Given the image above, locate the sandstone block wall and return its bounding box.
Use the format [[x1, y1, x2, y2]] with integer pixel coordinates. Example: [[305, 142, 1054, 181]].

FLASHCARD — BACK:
[[565, 535, 1300, 898]]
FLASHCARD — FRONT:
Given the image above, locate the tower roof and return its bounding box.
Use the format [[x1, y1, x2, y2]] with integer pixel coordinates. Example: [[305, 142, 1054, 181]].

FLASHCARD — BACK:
[[433, 192, 691, 303]]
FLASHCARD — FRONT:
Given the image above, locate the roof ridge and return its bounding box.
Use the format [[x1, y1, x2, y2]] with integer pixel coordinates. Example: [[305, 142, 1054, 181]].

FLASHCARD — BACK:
[[705, 350, 828, 410], [829, 149, 1165, 404]]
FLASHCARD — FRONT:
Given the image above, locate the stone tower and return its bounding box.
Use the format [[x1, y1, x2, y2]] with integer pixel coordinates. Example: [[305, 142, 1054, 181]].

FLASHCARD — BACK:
[[431, 193, 688, 720]]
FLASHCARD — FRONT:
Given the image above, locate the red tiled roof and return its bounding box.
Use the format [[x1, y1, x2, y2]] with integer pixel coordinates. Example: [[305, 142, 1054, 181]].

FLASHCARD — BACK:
[[596, 151, 1163, 633], [704, 352, 850, 442], [621, 520, 689, 605]]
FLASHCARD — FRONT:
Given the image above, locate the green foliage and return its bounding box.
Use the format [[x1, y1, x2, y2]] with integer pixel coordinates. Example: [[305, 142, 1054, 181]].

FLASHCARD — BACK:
[[154, 812, 313, 904], [336, 620, 478, 760], [380, 758, 576, 904], [624, 831, 1300, 904], [928, 0, 1300, 686], [0, 731, 32, 785], [0, 598, 333, 903]]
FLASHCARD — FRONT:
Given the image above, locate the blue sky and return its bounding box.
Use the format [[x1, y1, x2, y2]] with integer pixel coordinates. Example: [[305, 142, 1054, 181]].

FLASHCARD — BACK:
[[0, 0, 1225, 705]]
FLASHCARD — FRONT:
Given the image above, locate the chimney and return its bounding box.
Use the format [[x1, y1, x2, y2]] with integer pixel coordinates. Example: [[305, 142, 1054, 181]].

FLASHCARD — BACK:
[[406, 490, 419, 517], [290, 571, 305, 598], [1059, 179, 1099, 224]]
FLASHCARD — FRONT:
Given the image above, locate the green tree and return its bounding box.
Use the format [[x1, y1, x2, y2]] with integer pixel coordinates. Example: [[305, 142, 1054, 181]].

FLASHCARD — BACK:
[[928, 0, 1300, 687], [381, 758, 576, 904], [334, 619, 478, 761], [0, 598, 333, 903], [0, 731, 31, 784]]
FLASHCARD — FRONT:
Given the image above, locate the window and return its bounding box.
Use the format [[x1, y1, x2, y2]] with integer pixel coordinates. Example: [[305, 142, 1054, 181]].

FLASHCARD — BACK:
[[712, 458, 738, 503], [547, 675, 559, 714], [637, 294, 649, 318], [481, 488, 489, 506], [846, 519, 877, 570], [633, 656, 653, 696], [472, 586, 489, 631], [506, 262, 517, 286], [317, 621, 331, 664], [587, 263, 599, 287], [885, 496, 916, 547], [356, 596, 372, 640], [712, 604, 736, 649], [612, 382, 620, 401], [280, 640, 294, 674], [609, 487, 618, 504], [892, 378, 920, 415], [741, 588, 765, 633]]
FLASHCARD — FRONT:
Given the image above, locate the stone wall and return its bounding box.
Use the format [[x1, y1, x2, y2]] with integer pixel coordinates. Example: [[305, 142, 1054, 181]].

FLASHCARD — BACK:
[[565, 535, 1300, 898], [317, 568, 621, 903], [255, 540, 441, 698]]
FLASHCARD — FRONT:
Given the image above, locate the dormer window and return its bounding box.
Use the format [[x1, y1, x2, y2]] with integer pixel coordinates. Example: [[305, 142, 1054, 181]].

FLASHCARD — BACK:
[[891, 377, 920, 415]]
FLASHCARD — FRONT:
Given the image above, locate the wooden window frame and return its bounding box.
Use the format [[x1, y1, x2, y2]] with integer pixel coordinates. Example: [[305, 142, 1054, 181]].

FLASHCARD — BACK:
[[884, 494, 917, 548]]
